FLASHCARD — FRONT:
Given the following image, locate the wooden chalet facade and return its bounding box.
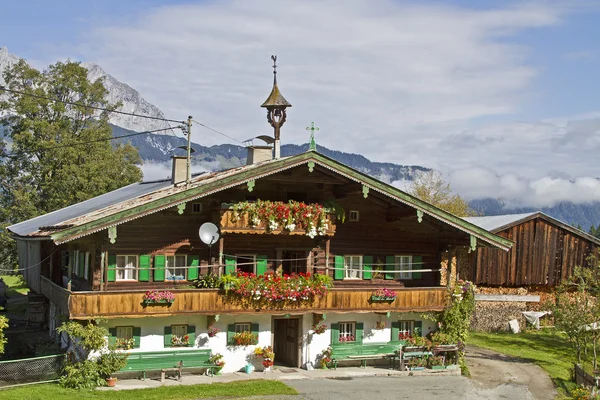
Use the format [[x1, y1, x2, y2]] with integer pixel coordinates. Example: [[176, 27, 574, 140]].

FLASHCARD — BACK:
[[9, 151, 512, 371], [464, 212, 600, 287]]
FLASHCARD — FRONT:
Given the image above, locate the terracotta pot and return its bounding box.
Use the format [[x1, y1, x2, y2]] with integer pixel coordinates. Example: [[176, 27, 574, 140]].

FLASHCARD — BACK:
[[106, 377, 117, 387]]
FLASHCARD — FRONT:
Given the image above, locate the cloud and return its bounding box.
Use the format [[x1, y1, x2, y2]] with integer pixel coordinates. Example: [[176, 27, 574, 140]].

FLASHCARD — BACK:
[[76, 0, 563, 167]]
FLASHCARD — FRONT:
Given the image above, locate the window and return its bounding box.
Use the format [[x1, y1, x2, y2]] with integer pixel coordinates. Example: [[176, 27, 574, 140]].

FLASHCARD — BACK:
[[192, 203, 202, 213], [395, 255, 412, 280], [344, 255, 362, 279], [398, 320, 414, 340], [166, 255, 187, 280], [116, 255, 138, 280], [339, 322, 356, 342], [172, 324, 188, 339], [116, 326, 133, 340], [349, 210, 360, 222], [236, 255, 256, 274], [235, 323, 251, 333]]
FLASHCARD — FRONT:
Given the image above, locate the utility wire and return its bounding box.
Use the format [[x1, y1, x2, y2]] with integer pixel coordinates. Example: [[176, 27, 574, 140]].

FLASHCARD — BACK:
[[0, 85, 185, 124], [2, 127, 178, 158], [0, 250, 58, 273], [192, 120, 243, 144]]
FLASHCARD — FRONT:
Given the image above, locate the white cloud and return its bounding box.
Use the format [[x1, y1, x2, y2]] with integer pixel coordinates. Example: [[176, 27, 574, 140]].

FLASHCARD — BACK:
[[76, 0, 562, 166]]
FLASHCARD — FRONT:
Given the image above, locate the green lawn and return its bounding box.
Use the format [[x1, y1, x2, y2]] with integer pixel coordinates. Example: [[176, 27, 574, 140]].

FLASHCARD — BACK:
[[0, 380, 297, 400], [0, 275, 29, 296], [470, 329, 576, 398], [0, 274, 29, 314]]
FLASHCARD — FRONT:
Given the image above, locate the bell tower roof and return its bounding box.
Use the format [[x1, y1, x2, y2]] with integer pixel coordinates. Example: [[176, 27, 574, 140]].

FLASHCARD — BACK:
[[261, 55, 292, 108]]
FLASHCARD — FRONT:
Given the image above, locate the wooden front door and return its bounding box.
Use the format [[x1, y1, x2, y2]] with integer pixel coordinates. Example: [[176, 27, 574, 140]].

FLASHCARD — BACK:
[[273, 318, 300, 367]]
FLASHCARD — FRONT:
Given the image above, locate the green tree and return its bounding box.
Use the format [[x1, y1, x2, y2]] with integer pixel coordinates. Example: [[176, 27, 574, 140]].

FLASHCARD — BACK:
[[407, 170, 477, 217], [0, 315, 8, 354], [0, 60, 142, 268]]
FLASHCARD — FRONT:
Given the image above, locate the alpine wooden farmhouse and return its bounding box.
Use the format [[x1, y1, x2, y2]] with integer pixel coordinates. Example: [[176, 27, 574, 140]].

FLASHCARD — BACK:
[[8, 60, 513, 372]]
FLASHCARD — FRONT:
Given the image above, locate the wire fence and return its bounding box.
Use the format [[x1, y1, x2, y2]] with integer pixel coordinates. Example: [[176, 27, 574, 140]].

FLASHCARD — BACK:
[[0, 354, 65, 388]]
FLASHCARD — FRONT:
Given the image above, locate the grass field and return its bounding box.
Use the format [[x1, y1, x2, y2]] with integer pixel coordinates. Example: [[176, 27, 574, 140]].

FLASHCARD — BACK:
[[0, 274, 29, 314], [470, 329, 576, 398], [0, 380, 297, 400]]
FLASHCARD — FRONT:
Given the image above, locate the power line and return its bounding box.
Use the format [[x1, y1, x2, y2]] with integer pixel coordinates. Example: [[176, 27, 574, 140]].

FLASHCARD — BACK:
[[2, 127, 178, 158], [0, 85, 185, 124], [192, 120, 243, 144]]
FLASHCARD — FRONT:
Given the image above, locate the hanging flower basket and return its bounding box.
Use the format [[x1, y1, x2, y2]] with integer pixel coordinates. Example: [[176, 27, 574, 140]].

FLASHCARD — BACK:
[[142, 290, 175, 306], [312, 323, 327, 335]]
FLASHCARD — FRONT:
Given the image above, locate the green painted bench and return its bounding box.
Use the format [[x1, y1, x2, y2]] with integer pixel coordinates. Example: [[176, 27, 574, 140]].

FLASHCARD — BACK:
[[331, 343, 400, 369], [119, 349, 216, 380]]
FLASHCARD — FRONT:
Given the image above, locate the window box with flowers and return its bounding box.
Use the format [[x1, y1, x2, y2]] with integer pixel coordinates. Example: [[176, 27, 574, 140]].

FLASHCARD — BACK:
[[142, 290, 175, 306], [164, 324, 195, 348], [370, 288, 397, 302], [312, 323, 327, 335], [232, 331, 258, 346], [115, 337, 135, 350], [225, 200, 337, 237]]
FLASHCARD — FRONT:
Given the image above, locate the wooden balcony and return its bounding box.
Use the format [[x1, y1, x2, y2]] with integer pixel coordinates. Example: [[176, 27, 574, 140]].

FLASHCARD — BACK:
[[219, 209, 337, 236], [64, 286, 447, 319]]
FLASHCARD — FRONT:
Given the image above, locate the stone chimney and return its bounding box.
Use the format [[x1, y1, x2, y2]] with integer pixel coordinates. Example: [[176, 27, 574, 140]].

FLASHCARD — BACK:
[[246, 146, 273, 165], [171, 156, 187, 185]]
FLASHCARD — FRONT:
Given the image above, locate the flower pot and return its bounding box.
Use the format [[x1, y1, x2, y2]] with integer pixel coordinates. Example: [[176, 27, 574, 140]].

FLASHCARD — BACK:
[[263, 366, 271, 373], [431, 365, 446, 370], [409, 367, 425, 371], [105, 377, 117, 387], [244, 363, 255, 374]]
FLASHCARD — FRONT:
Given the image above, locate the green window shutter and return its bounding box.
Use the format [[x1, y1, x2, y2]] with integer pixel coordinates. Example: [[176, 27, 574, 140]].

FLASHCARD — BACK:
[[154, 255, 166, 281], [330, 323, 340, 344], [107, 255, 117, 282], [355, 322, 364, 344], [414, 321, 423, 337], [334, 255, 344, 280], [188, 255, 199, 280], [391, 321, 400, 343], [108, 327, 117, 346], [187, 325, 196, 347], [225, 255, 236, 275], [227, 324, 235, 345], [133, 327, 141, 348], [251, 323, 259, 344], [256, 255, 268, 276], [363, 256, 373, 279], [138, 255, 150, 282], [412, 255, 422, 279], [385, 256, 395, 280], [164, 326, 172, 347], [78, 252, 85, 276]]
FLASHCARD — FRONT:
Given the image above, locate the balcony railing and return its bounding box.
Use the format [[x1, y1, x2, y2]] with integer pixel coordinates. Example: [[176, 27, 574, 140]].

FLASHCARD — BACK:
[[64, 286, 447, 319]]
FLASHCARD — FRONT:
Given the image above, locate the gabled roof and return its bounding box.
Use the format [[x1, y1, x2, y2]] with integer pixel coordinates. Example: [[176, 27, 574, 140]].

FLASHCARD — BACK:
[[8, 151, 513, 250], [464, 212, 600, 246]]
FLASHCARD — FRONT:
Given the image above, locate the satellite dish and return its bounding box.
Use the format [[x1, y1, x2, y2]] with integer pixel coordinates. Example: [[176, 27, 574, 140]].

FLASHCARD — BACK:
[[199, 222, 219, 246]]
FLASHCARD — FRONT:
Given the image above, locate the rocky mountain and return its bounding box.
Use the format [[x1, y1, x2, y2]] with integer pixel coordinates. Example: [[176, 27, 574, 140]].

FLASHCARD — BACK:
[[0, 47, 20, 87]]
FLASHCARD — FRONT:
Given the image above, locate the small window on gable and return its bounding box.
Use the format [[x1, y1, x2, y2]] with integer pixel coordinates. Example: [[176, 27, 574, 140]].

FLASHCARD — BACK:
[[235, 323, 251, 333], [339, 322, 356, 342], [192, 203, 202, 213], [349, 210, 360, 222]]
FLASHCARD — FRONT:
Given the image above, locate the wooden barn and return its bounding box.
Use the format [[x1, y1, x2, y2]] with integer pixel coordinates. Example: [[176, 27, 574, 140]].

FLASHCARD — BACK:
[[464, 212, 600, 287]]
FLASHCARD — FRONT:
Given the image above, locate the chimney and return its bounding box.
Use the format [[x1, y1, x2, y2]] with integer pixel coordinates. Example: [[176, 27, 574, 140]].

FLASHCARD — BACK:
[[247, 146, 273, 165], [171, 156, 187, 185]]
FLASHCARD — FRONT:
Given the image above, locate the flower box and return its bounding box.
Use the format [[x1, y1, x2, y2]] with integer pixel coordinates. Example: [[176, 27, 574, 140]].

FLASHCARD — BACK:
[[431, 365, 446, 370], [370, 296, 396, 302], [142, 299, 174, 306], [142, 290, 175, 306]]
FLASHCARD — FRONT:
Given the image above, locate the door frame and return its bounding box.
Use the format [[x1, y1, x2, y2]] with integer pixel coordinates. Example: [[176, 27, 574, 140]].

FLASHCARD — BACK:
[[271, 315, 303, 368]]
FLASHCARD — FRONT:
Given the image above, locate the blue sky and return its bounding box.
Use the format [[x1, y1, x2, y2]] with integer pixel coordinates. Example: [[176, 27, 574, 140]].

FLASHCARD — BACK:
[[3, 0, 600, 206]]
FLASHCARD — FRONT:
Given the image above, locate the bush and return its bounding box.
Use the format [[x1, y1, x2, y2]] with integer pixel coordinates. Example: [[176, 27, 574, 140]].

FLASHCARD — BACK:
[[60, 360, 104, 389]]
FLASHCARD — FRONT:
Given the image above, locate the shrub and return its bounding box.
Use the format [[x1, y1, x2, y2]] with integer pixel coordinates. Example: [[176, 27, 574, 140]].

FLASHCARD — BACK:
[[60, 360, 104, 389]]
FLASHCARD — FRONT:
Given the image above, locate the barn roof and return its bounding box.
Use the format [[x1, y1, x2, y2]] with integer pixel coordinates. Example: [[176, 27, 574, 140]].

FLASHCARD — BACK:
[[8, 151, 513, 250], [464, 212, 600, 246]]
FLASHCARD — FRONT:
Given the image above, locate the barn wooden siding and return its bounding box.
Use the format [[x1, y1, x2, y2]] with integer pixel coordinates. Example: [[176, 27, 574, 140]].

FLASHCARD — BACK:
[[471, 218, 599, 286]]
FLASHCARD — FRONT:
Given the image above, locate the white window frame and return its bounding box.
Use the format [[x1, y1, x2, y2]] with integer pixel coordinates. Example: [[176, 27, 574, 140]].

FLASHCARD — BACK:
[[236, 254, 256, 274], [235, 323, 251, 333], [339, 322, 356, 342], [166, 255, 187, 280], [349, 210, 360, 222], [399, 320, 415, 338], [172, 324, 188, 339], [344, 255, 362, 279], [116, 255, 138, 281], [395, 255, 412, 280], [116, 326, 134, 340]]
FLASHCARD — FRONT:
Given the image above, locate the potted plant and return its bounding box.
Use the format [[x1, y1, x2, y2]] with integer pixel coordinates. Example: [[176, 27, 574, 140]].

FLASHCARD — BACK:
[[170, 334, 191, 347], [142, 290, 175, 306], [219, 274, 239, 292], [254, 346, 275, 372], [429, 355, 445, 370], [207, 326, 220, 338], [208, 353, 225, 375], [408, 357, 426, 371], [319, 346, 333, 369], [312, 323, 327, 335], [375, 320, 387, 330], [231, 331, 258, 346], [97, 347, 128, 387]]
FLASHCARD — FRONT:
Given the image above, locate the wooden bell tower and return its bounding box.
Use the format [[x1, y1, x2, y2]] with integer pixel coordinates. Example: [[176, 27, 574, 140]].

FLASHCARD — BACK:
[[261, 55, 292, 159]]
